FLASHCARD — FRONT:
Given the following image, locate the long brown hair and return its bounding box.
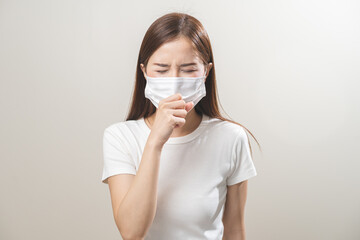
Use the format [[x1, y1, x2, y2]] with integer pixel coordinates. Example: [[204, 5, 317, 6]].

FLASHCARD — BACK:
[[126, 12, 261, 156]]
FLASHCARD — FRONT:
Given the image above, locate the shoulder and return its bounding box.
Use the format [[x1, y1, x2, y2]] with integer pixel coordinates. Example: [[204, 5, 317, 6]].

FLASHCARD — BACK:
[[206, 116, 247, 141], [103, 119, 141, 143], [104, 119, 140, 134]]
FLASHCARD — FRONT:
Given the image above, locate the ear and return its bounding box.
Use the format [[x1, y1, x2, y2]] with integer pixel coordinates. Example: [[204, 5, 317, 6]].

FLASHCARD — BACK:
[[205, 62, 213, 81], [140, 63, 147, 78], [207, 62, 213, 73]]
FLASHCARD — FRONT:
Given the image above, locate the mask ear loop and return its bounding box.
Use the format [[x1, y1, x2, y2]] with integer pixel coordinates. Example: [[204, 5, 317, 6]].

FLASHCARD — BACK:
[[203, 68, 208, 80], [204, 62, 211, 78]]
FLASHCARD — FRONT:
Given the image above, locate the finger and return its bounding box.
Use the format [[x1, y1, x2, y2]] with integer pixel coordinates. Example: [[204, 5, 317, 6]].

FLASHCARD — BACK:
[[185, 102, 194, 112], [169, 108, 188, 118], [165, 99, 187, 109], [160, 93, 182, 104], [172, 115, 186, 128]]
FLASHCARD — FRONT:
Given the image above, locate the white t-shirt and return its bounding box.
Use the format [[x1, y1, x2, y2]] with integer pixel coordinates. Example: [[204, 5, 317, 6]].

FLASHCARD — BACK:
[[102, 113, 257, 239]]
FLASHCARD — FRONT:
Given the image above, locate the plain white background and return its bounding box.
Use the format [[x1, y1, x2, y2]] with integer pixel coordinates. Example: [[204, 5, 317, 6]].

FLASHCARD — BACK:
[[0, 0, 359, 239]]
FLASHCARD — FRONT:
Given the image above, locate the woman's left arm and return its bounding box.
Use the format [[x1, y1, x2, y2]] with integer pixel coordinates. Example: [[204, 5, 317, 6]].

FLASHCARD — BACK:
[[222, 180, 248, 240]]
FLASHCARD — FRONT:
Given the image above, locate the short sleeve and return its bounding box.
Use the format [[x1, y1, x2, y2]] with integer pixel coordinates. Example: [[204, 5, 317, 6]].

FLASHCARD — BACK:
[[101, 126, 137, 184], [226, 127, 258, 186]]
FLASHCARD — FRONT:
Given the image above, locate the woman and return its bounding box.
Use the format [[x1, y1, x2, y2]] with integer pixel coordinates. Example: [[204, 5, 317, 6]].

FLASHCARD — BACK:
[[102, 12, 260, 240]]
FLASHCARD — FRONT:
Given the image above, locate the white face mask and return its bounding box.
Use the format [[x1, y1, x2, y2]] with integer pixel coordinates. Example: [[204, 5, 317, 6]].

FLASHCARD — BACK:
[[144, 70, 207, 108]]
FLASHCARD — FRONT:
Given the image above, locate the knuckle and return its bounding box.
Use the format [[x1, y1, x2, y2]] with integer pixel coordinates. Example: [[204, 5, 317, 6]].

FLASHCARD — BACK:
[[159, 102, 166, 109], [167, 115, 173, 123]]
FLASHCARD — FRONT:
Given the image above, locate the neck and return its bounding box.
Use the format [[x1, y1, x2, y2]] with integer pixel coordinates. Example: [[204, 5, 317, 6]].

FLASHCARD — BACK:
[[146, 108, 202, 138]]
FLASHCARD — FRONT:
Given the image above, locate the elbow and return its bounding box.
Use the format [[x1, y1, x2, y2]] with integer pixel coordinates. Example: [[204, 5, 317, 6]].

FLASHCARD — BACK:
[[122, 235, 145, 240], [120, 231, 145, 240], [115, 217, 146, 240], [119, 227, 145, 240]]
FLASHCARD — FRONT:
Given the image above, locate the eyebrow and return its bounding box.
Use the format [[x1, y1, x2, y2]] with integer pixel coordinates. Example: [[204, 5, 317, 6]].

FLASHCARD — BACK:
[[153, 62, 197, 67]]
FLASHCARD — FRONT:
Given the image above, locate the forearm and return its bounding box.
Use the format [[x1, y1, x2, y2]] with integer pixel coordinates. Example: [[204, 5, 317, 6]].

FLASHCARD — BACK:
[[116, 137, 163, 239], [223, 228, 246, 240]]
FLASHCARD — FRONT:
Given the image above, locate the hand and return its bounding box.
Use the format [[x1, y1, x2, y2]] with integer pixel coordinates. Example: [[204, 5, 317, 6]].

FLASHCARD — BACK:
[[147, 93, 194, 146]]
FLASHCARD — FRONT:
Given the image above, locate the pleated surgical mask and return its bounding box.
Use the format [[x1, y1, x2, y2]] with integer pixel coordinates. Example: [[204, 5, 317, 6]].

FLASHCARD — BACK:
[[144, 70, 207, 108]]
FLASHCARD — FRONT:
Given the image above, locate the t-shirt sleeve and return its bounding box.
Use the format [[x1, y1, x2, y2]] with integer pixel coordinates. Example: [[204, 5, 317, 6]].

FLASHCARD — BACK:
[[226, 127, 258, 186], [101, 126, 137, 184]]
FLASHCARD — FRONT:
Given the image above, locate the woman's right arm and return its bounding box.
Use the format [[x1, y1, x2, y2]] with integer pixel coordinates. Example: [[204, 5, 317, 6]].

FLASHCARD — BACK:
[[111, 137, 163, 240], [107, 93, 193, 240]]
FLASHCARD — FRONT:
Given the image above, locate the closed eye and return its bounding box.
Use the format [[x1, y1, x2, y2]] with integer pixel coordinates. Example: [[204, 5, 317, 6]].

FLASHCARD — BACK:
[[156, 70, 196, 73]]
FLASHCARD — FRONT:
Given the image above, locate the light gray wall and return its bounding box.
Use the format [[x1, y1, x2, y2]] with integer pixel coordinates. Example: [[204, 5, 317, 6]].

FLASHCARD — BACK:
[[0, 0, 359, 239]]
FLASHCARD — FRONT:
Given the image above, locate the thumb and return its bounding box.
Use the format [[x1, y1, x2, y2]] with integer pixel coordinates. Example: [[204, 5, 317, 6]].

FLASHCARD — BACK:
[[185, 101, 194, 112]]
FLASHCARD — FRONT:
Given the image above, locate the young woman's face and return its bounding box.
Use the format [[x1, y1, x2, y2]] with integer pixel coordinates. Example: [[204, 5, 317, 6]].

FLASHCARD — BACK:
[[141, 36, 210, 78]]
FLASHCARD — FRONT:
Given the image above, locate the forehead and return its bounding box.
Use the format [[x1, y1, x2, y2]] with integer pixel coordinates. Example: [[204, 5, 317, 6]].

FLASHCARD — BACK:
[[148, 36, 202, 64]]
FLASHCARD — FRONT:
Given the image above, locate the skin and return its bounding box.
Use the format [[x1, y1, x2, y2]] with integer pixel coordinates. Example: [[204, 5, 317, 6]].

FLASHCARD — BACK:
[[222, 180, 249, 240], [107, 35, 249, 239]]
